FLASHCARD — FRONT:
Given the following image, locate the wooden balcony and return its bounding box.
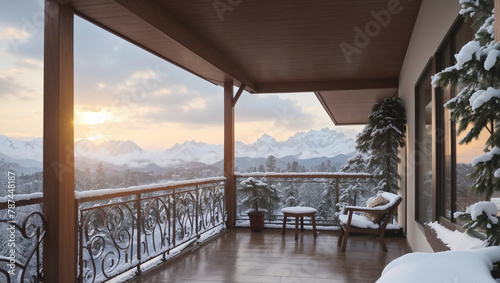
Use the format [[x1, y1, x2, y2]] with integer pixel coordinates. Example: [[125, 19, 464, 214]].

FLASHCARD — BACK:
[[126, 228, 411, 283], [0, 175, 410, 282]]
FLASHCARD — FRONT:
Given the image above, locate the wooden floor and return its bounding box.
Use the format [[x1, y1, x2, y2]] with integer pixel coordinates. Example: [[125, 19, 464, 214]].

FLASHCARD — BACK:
[[126, 228, 412, 283]]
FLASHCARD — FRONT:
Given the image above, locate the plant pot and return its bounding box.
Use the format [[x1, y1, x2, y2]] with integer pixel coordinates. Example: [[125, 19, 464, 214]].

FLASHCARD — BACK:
[[247, 212, 265, 232]]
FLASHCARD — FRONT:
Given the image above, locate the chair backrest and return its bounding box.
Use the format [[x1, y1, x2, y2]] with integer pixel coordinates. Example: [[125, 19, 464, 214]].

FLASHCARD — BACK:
[[378, 193, 402, 230]]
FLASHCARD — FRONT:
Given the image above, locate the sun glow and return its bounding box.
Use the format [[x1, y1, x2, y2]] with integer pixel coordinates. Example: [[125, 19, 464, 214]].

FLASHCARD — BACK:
[[75, 108, 116, 125]]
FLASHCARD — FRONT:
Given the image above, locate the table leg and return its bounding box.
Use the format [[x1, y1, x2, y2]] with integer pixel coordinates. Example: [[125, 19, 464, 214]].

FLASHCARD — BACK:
[[294, 216, 299, 240], [282, 215, 287, 235]]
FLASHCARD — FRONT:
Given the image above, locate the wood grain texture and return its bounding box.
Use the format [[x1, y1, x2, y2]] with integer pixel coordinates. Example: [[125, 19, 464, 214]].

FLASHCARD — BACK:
[[69, 0, 423, 124], [43, 1, 76, 282], [224, 81, 235, 228], [126, 228, 412, 283]]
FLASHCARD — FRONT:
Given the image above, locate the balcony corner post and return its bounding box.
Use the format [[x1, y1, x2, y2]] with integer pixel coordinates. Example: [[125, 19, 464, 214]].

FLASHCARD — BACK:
[[43, 0, 76, 281], [224, 79, 236, 228]]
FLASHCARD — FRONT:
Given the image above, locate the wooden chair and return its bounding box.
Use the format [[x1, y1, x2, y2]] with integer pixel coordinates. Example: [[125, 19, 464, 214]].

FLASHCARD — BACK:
[[338, 192, 402, 252]]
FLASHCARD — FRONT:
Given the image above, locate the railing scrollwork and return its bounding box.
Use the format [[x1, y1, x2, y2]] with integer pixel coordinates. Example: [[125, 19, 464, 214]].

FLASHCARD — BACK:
[[77, 178, 226, 283]]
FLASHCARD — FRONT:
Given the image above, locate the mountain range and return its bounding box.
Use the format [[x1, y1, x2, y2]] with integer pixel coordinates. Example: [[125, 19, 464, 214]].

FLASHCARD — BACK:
[[0, 128, 357, 174]]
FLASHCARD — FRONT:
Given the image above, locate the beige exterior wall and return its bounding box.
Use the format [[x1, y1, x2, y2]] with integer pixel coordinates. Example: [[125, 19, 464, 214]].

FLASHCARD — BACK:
[[398, 0, 461, 253]]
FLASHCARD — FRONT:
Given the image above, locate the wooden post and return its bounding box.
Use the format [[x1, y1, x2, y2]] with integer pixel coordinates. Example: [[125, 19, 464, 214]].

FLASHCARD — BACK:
[[496, 0, 500, 42], [43, 1, 76, 282], [224, 80, 236, 228]]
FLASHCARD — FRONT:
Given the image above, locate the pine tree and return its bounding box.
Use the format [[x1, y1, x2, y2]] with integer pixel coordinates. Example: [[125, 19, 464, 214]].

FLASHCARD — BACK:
[[432, 0, 500, 200], [239, 177, 281, 214], [83, 167, 92, 190], [282, 184, 300, 207], [258, 164, 265, 172], [318, 181, 336, 220], [340, 153, 371, 206], [356, 97, 406, 193], [94, 162, 108, 190], [265, 155, 277, 172], [122, 169, 139, 187]]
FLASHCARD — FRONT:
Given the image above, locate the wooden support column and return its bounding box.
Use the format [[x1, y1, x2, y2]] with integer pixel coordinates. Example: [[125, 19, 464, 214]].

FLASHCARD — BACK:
[[43, 1, 76, 282], [224, 80, 236, 228], [496, 0, 500, 41]]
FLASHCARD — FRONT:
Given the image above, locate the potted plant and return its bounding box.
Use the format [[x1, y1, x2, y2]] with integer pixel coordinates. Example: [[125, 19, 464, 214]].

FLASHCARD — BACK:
[[239, 177, 280, 232]]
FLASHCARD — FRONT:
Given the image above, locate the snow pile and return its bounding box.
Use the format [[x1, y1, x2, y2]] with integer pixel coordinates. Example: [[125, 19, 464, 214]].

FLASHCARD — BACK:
[[240, 177, 267, 187], [469, 87, 500, 110], [377, 246, 500, 283], [339, 213, 380, 229], [455, 201, 499, 224], [454, 40, 482, 69], [427, 222, 484, 250], [471, 147, 500, 166], [282, 206, 317, 214]]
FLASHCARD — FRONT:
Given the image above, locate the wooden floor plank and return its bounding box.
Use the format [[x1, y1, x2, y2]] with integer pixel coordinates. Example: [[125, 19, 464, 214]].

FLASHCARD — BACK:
[[126, 228, 411, 283]]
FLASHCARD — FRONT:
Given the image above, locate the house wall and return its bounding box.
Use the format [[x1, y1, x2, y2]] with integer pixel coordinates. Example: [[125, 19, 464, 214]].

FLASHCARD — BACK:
[[398, 0, 460, 253]]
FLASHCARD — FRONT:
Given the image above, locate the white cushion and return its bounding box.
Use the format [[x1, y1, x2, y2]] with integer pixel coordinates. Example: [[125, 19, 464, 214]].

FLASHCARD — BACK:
[[339, 213, 380, 229], [282, 206, 317, 214]]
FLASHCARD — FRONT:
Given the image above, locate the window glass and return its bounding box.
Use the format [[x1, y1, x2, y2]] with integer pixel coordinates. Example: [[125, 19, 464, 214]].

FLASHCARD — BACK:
[[416, 62, 434, 225], [455, 127, 491, 220]]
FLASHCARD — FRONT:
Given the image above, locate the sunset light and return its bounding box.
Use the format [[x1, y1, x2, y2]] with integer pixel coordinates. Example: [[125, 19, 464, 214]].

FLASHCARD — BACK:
[[75, 108, 116, 125]]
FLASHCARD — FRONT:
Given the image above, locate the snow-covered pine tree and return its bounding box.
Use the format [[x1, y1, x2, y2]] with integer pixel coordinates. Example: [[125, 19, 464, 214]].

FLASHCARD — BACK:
[[317, 181, 337, 220], [355, 97, 406, 193], [94, 162, 108, 190], [265, 155, 277, 172], [339, 153, 370, 206], [282, 184, 300, 207], [432, 0, 500, 200]]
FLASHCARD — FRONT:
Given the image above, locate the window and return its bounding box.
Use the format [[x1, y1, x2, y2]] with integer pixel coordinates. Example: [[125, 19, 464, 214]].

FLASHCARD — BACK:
[[433, 17, 500, 225], [415, 59, 434, 225]]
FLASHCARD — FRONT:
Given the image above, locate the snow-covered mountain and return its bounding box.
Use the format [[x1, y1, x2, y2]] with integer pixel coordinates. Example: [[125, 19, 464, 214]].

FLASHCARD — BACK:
[[0, 128, 357, 169], [164, 140, 223, 165], [0, 135, 43, 162], [235, 128, 355, 159], [75, 139, 144, 158]]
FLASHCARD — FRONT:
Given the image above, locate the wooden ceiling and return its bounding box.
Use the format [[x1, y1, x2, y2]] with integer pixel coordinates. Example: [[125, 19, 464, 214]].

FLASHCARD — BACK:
[[70, 0, 422, 125]]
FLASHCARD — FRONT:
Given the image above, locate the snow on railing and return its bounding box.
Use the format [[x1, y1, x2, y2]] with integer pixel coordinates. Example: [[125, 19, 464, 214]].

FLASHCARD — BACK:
[[74, 177, 226, 200], [76, 177, 226, 283], [235, 172, 373, 178], [0, 192, 43, 205]]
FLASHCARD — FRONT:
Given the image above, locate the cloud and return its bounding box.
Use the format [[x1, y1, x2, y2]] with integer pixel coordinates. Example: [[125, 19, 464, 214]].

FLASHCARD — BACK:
[[236, 94, 315, 129], [0, 27, 30, 41], [0, 76, 33, 100]]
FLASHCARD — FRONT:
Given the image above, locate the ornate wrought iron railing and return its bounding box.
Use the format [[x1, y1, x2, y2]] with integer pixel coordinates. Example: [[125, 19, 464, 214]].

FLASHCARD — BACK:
[[0, 197, 45, 283], [76, 177, 226, 283], [235, 173, 376, 226]]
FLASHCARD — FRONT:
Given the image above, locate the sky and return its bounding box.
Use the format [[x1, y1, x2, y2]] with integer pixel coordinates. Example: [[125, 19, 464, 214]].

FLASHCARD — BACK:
[[0, 0, 363, 151]]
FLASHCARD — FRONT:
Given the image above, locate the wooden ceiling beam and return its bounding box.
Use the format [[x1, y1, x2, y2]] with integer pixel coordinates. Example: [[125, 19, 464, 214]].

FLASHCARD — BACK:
[[113, 0, 257, 92], [257, 78, 399, 93]]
